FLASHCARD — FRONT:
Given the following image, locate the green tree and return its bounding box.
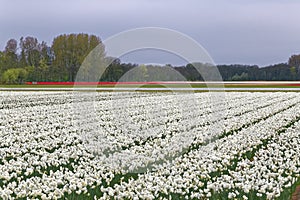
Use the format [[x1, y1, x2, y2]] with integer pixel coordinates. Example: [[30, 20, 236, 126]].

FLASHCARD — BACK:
[[288, 54, 300, 80], [1, 68, 28, 84], [52, 33, 105, 82], [0, 51, 4, 74], [19, 36, 48, 81], [38, 59, 49, 81], [19, 50, 27, 68], [24, 66, 35, 82], [290, 66, 297, 80], [20, 36, 40, 67], [231, 72, 249, 81], [139, 64, 149, 81], [2, 39, 18, 70], [102, 58, 124, 81]]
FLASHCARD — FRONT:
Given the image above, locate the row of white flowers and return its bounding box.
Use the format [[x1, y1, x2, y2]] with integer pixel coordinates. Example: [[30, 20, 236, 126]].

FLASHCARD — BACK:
[[99, 95, 300, 199], [0, 91, 299, 199]]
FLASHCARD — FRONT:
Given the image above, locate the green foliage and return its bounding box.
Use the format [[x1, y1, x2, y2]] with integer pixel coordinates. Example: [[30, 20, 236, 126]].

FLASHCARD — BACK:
[[1, 68, 28, 84], [288, 54, 300, 67], [231, 72, 249, 81], [217, 63, 298, 81], [290, 66, 297, 80], [52, 33, 104, 81], [0, 35, 300, 83]]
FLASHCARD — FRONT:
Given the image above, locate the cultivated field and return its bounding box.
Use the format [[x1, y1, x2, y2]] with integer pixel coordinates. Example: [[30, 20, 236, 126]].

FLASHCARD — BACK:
[[0, 91, 300, 199]]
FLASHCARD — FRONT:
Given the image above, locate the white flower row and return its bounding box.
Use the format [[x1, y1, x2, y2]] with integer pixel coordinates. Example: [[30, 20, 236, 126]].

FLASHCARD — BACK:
[[0, 91, 299, 199]]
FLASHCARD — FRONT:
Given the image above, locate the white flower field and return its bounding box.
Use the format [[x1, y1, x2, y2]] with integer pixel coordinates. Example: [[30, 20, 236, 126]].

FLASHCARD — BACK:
[[0, 91, 299, 200]]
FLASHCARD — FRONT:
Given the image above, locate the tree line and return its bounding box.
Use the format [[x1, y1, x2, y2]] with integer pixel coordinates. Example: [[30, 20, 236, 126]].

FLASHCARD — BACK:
[[0, 33, 300, 84]]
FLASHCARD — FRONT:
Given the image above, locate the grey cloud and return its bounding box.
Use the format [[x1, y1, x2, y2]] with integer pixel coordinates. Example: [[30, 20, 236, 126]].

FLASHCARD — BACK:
[[1, 0, 300, 66]]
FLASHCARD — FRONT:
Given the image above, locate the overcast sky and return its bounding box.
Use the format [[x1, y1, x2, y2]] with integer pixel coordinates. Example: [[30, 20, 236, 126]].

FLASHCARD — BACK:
[[1, 0, 300, 66]]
